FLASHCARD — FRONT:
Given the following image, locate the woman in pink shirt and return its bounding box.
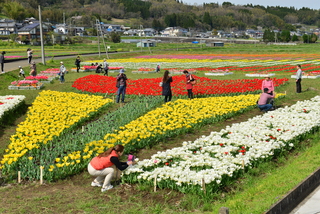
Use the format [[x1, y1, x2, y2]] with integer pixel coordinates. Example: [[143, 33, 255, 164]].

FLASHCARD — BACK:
[[261, 77, 274, 94]]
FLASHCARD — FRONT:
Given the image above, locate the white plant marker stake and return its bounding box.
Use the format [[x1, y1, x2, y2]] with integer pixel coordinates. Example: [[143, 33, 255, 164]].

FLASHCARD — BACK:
[[242, 160, 245, 169], [202, 178, 206, 195], [82, 126, 84, 133], [18, 171, 21, 183], [40, 166, 43, 185], [154, 174, 157, 192]]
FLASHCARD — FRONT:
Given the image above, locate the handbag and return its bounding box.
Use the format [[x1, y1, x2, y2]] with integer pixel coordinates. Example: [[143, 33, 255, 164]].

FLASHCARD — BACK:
[[190, 79, 197, 85], [190, 75, 196, 85]]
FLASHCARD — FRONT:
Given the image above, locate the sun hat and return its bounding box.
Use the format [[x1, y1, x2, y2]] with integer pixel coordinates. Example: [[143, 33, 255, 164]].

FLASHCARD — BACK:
[[120, 69, 125, 73], [60, 61, 64, 64]]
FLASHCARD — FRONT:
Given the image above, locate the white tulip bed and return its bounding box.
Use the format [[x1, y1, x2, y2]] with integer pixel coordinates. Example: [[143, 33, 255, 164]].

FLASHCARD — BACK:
[[123, 96, 320, 195], [0, 95, 26, 124]]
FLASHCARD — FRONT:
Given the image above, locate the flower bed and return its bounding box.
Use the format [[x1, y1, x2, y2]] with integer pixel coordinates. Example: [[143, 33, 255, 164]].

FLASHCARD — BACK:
[[0, 90, 113, 178], [49, 94, 284, 182], [205, 71, 233, 76], [72, 75, 289, 96], [0, 95, 26, 125], [123, 96, 320, 195], [245, 73, 275, 77], [290, 75, 320, 79], [2, 96, 163, 181], [25, 75, 53, 83], [40, 69, 60, 79], [9, 80, 44, 90], [132, 67, 156, 73]]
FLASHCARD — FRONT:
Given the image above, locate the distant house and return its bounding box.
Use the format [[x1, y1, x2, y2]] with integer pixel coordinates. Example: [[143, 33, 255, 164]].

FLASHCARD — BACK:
[[161, 27, 187, 37], [73, 27, 85, 36], [143, 28, 157, 36], [100, 24, 123, 33], [123, 29, 138, 36], [17, 22, 51, 44], [0, 19, 19, 35], [137, 40, 157, 47], [54, 24, 68, 34]]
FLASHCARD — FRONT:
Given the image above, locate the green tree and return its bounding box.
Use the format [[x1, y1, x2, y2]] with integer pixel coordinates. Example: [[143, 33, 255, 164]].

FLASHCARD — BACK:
[[291, 34, 299, 42], [2, 1, 26, 21], [280, 30, 291, 42], [203, 12, 212, 28], [263, 29, 275, 43], [302, 34, 317, 43], [110, 32, 121, 43]]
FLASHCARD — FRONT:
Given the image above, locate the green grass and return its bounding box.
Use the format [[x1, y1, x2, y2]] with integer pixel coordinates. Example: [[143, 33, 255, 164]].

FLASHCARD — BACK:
[[0, 43, 320, 213]]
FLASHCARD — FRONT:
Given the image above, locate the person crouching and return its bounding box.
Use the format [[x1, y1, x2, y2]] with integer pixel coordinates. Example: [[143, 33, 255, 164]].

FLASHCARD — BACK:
[[87, 144, 133, 192], [257, 88, 276, 112]]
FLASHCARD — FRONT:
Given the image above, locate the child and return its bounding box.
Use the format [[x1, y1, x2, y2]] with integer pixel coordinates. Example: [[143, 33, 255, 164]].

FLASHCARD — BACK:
[[18, 66, 25, 79]]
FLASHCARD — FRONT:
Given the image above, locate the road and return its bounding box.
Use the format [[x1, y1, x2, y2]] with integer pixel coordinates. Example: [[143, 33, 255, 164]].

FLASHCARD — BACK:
[[0, 52, 109, 73]]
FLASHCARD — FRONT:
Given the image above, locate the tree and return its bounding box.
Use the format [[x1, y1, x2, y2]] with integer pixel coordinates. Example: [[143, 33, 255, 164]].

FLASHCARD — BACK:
[[302, 33, 317, 43], [203, 12, 212, 28], [291, 34, 299, 42], [280, 30, 291, 42], [152, 19, 164, 31], [263, 29, 275, 43], [2, 1, 26, 21], [110, 32, 121, 43]]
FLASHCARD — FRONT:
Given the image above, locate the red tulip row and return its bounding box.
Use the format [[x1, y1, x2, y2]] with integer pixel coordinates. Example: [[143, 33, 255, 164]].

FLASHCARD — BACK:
[[72, 75, 289, 96]]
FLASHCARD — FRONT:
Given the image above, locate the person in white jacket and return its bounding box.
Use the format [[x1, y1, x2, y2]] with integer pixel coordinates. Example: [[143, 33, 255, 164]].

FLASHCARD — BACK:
[[59, 61, 66, 83]]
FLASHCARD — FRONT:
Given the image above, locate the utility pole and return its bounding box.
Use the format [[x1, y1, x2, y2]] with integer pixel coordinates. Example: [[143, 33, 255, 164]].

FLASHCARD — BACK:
[[140, 25, 143, 52], [38, 5, 46, 65], [96, 21, 100, 57]]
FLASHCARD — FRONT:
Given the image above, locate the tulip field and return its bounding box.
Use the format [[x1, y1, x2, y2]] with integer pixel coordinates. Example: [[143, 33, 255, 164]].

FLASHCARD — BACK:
[[1, 48, 320, 213]]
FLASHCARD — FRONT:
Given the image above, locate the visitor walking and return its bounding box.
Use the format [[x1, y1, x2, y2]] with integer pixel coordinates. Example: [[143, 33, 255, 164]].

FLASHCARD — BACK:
[[116, 69, 127, 103], [183, 70, 194, 99], [161, 70, 173, 102], [75, 56, 81, 73], [87, 145, 133, 192], [27, 48, 33, 64], [0, 51, 5, 73], [296, 65, 303, 93], [103, 59, 109, 76], [59, 61, 66, 83]]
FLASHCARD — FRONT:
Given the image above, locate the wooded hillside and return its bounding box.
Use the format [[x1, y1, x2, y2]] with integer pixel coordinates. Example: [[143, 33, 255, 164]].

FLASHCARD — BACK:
[[1, 0, 319, 31]]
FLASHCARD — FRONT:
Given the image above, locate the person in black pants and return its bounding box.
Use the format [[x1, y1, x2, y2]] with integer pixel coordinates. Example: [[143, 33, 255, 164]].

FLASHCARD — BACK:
[[296, 64, 303, 93], [161, 70, 173, 102], [27, 48, 33, 64], [0, 51, 5, 73], [75, 56, 81, 73]]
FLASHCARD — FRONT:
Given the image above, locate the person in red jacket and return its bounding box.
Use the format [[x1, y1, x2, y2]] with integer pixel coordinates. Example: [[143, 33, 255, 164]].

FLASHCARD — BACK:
[[87, 144, 133, 192], [183, 70, 194, 99]]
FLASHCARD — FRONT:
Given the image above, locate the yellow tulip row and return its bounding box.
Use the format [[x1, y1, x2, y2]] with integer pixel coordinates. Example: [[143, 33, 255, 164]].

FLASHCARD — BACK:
[[51, 94, 280, 171], [88, 58, 285, 64], [0, 90, 113, 168]]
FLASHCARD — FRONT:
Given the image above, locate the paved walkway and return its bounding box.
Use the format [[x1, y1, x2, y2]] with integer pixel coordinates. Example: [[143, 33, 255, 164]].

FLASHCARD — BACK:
[[290, 185, 320, 214], [0, 53, 104, 74]]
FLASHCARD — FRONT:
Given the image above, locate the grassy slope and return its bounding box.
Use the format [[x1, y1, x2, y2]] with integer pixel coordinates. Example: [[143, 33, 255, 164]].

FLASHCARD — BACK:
[[0, 44, 320, 214]]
